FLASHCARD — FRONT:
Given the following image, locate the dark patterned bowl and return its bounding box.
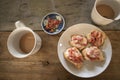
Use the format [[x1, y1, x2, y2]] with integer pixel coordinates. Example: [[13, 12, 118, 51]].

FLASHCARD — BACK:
[[41, 12, 65, 35]]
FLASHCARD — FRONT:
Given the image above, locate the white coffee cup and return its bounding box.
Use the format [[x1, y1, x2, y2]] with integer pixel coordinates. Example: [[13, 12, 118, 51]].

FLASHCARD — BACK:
[[91, 0, 120, 25], [7, 21, 42, 58]]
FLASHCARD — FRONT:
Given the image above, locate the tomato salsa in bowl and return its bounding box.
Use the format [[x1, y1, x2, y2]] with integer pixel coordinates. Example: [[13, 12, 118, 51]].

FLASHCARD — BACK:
[[41, 12, 65, 35]]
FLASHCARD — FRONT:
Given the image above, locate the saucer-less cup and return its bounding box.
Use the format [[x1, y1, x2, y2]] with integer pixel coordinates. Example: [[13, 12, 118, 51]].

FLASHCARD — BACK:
[[7, 21, 42, 58], [91, 0, 120, 25]]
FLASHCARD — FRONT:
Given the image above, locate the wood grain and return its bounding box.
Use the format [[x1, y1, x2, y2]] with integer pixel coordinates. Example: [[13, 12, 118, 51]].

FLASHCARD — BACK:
[[0, 0, 53, 31], [0, 31, 120, 80], [0, 0, 120, 31]]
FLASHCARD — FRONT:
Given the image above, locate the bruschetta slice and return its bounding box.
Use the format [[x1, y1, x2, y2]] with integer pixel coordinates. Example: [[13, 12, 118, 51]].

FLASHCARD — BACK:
[[82, 46, 104, 61], [70, 34, 87, 50], [64, 47, 84, 68], [87, 30, 106, 47]]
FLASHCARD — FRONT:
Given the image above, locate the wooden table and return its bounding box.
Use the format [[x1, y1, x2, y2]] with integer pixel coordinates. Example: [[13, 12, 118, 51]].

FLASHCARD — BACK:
[[0, 0, 120, 80]]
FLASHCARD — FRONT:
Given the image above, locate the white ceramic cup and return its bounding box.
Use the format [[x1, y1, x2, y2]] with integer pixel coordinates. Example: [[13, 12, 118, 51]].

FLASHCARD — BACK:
[[7, 21, 42, 58], [91, 0, 120, 25]]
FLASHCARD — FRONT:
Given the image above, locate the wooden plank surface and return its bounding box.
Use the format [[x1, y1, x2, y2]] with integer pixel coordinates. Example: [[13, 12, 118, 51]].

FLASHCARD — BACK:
[[0, 0, 120, 31], [0, 31, 120, 80]]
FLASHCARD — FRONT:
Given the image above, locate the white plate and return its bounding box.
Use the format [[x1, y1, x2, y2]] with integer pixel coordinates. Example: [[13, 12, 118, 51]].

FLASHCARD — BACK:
[[57, 23, 112, 78]]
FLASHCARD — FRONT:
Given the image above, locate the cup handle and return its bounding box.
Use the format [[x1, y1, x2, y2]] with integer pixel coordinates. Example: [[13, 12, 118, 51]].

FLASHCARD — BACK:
[[114, 0, 120, 20], [115, 15, 120, 20], [15, 21, 27, 28]]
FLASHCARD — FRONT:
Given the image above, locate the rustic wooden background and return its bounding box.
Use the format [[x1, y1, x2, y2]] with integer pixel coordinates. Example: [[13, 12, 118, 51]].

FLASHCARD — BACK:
[[0, 0, 120, 80], [0, 31, 120, 80], [0, 0, 120, 31]]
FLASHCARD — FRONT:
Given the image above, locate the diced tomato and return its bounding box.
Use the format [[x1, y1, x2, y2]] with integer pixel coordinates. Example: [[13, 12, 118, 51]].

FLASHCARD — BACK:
[[90, 31, 103, 46], [68, 48, 83, 63], [86, 47, 100, 60], [45, 17, 62, 32]]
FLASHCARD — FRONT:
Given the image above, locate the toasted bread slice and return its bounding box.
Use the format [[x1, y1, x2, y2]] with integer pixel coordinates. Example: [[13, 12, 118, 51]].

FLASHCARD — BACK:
[[70, 34, 87, 50], [64, 47, 84, 69], [87, 30, 106, 47], [82, 46, 104, 61]]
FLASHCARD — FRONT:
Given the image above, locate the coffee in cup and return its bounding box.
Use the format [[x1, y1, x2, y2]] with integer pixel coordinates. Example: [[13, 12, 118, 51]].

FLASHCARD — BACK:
[[96, 4, 115, 19], [19, 32, 35, 53]]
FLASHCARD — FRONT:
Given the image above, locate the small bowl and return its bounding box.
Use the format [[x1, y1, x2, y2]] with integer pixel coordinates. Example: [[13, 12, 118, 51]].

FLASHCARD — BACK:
[[41, 12, 65, 35]]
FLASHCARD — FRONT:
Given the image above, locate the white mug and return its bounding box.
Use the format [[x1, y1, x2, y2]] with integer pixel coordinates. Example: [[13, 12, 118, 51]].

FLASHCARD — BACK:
[[7, 21, 42, 58], [91, 0, 120, 25]]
